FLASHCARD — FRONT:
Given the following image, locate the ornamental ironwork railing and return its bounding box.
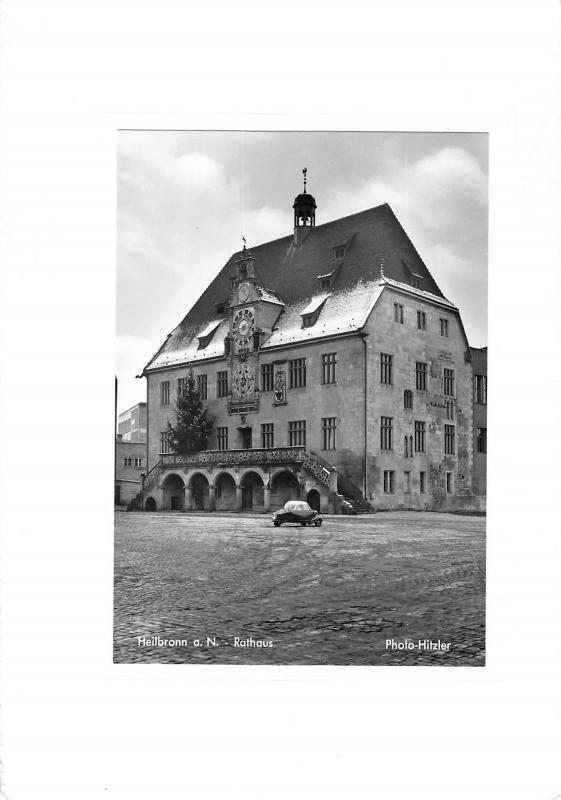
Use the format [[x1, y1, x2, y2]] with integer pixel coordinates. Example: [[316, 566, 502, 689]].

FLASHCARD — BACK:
[[310, 450, 363, 499], [160, 446, 306, 468], [302, 452, 331, 487], [143, 460, 163, 491]]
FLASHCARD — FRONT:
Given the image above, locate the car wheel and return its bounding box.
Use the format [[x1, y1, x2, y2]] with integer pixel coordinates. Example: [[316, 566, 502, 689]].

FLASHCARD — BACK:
[[274, 521, 281, 527], [315, 519, 323, 527], [300, 521, 307, 526]]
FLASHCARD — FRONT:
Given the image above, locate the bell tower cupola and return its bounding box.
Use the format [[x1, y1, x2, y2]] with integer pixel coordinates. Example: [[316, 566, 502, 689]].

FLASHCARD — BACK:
[[235, 237, 256, 282], [293, 168, 317, 245]]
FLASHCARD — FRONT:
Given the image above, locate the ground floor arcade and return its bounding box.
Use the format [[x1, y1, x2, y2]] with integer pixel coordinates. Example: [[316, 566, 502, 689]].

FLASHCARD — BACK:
[[143, 465, 327, 513]]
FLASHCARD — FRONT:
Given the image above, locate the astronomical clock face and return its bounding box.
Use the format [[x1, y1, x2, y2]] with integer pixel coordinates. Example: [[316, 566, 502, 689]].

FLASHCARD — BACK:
[[238, 282, 251, 303], [232, 308, 255, 347], [232, 362, 255, 399]]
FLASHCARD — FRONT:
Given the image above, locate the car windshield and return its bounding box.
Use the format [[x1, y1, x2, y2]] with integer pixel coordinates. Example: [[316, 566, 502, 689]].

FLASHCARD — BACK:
[[284, 501, 312, 512]]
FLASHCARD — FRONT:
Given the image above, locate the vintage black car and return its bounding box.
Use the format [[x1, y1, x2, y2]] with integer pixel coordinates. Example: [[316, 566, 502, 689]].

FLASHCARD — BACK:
[[272, 500, 323, 527]]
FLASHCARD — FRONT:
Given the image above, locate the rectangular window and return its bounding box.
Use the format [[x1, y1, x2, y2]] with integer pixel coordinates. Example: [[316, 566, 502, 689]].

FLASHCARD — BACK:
[[415, 361, 427, 391], [446, 400, 455, 420], [261, 423, 274, 449], [321, 417, 337, 450], [420, 471, 427, 493], [261, 363, 274, 392], [440, 318, 449, 337], [217, 370, 229, 398], [383, 470, 395, 494], [177, 377, 187, 397], [134, 458, 142, 467], [380, 416, 393, 450], [380, 353, 393, 385], [393, 303, 404, 323], [334, 245, 345, 259], [160, 381, 170, 406], [477, 427, 487, 453], [288, 420, 306, 447], [417, 310, 426, 330], [217, 426, 228, 451], [159, 430, 171, 454], [404, 390, 413, 410], [444, 424, 455, 455], [414, 420, 426, 453], [289, 358, 307, 389], [446, 472, 454, 493], [443, 368, 455, 397], [321, 352, 337, 384], [404, 471, 411, 493], [197, 373, 208, 400], [123, 457, 132, 467], [475, 374, 487, 405]]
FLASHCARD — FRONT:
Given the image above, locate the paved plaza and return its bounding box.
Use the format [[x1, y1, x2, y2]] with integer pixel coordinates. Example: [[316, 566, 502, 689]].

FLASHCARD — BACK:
[[114, 511, 485, 666]]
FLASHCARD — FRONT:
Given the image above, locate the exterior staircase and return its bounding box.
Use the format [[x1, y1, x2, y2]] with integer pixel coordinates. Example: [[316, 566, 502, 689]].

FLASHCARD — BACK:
[[126, 460, 162, 511], [306, 451, 372, 513], [126, 448, 372, 513]]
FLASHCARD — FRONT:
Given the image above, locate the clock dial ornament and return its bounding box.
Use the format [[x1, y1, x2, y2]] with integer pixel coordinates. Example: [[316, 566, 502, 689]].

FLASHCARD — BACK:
[[238, 282, 251, 303], [232, 308, 255, 347]]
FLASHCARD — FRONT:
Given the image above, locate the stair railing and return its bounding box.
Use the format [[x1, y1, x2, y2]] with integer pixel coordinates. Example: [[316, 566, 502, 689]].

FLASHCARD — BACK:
[[142, 459, 163, 492], [309, 451, 365, 501]]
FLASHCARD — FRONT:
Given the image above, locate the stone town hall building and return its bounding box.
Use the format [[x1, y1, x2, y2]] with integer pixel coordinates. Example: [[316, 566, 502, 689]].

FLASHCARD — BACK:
[[137, 179, 486, 514]]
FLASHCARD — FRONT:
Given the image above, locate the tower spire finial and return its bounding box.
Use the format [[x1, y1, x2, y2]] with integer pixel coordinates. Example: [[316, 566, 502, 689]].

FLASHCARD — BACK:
[[379, 255, 386, 281], [242, 235, 246, 251], [303, 167, 307, 192]]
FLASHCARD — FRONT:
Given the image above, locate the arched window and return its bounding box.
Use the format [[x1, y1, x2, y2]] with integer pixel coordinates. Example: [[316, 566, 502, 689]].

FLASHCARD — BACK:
[[404, 389, 413, 410]]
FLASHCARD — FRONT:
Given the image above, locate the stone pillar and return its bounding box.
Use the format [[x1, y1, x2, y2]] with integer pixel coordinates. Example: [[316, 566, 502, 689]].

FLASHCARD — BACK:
[[235, 485, 243, 512], [208, 485, 216, 512], [263, 485, 271, 513], [184, 486, 192, 511], [329, 467, 338, 494]]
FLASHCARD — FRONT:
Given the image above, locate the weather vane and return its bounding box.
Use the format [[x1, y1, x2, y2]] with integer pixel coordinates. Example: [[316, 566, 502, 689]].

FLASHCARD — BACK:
[[242, 235, 246, 250], [303, 167, 307, 192]]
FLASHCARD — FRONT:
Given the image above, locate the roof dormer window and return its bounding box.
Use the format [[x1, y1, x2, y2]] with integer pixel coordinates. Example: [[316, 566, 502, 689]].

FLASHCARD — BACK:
[[333, 245, 346, 259], [316, 266, 339, 291], [300, 293, 330, 329], [214, 300, 228, 316], [402, 258, 423, 289], [196, 320, 221, 350]]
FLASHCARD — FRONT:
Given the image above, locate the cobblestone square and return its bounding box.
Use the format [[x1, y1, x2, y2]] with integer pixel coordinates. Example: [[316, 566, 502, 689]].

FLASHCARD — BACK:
[[114, 511, 485, 665]]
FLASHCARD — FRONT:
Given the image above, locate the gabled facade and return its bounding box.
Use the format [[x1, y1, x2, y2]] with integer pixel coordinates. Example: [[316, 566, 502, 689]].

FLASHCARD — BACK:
[[138, 181, 482, 513]]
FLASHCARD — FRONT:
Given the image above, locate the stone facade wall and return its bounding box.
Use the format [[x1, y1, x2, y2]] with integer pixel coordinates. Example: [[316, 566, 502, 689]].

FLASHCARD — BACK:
[[115, 438, 147, 504], [145, 285, 480, 512], [363, 288, 474, 511], [146, 334, 366, 487]]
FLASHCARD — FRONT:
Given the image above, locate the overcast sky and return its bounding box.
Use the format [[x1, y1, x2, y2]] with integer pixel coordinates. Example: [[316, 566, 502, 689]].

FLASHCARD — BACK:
[[117, 131, 488, 414]]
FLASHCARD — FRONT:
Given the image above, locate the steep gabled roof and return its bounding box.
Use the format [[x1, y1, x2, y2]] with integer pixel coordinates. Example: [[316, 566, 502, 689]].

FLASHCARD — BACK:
[[144, 203, 448, 372]]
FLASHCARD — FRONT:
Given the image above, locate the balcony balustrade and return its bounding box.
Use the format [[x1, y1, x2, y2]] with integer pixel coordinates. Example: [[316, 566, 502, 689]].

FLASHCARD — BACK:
[[160, 446, 306, 469]]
